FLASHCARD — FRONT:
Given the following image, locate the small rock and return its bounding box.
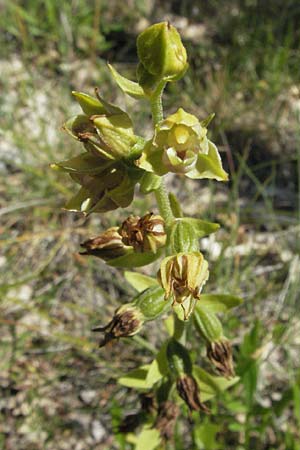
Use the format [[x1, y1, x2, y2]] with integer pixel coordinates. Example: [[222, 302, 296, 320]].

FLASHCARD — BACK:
[[91, 419, 105, 442], [79, 389, 97, 405]]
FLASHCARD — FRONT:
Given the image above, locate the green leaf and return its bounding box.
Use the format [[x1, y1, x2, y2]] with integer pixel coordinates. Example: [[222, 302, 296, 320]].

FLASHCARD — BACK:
[[124, 271, 158, 292], [134, 427, 161, 450], [179, 218, 220, 238], [107, 249, 162, 268], [118, 365, 150, 389], [139, 172, 162, 194], [199, 294, 243, 313], [108, 63, 145, 99], [146, 343, 168, 386], [51, 153, 113, 175], [193, 366, 239, 402], [200, 113, 215, 128]]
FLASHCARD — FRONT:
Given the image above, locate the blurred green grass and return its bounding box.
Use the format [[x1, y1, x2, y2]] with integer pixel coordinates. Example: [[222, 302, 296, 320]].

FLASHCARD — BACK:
[[1, 1, 300, 449]]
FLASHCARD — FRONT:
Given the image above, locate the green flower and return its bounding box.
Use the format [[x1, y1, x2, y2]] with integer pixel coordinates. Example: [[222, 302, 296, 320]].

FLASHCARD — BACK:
[[137, 108, 228, 181], [157, 252, 209, 320], [64, 90, 138, 160]]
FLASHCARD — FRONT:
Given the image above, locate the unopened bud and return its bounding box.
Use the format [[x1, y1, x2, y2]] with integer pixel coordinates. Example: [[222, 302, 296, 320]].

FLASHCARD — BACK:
[[92, 304, 144, 347], [119, 212, 166, 253], [207, 338, 235, 378], [137, 22, 188, 87]]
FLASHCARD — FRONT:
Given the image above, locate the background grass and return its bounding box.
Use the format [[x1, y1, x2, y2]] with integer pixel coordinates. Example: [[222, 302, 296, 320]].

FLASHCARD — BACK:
[[1, 0, 300, 448]]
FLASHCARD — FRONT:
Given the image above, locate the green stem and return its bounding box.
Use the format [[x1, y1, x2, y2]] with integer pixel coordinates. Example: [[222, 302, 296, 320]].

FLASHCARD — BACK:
[[150, 81, 165, 124], [149, 82, 185, 341], [154, 181, 174, 228]]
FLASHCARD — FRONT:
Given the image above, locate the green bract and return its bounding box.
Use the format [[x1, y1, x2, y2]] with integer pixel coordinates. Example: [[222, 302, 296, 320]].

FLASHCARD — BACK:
[[137, 108, 228, 181]]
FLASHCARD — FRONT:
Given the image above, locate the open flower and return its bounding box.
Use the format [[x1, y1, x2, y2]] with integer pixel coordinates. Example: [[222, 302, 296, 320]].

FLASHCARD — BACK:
[[137, 108, 228, 181], [157, 252, 209, 320]]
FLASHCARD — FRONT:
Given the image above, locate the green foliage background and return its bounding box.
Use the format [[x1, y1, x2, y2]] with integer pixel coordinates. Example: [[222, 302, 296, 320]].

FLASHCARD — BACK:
[[0, 0, 300, 448]]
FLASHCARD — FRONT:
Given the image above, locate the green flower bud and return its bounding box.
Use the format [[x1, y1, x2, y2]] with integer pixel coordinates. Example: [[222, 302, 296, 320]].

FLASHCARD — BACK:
[[92, 303, 144, 347], [65, 165, 138, 214], [80, 227, 130, 260], [157, 252, 209, 320], [137, 108, 228, 181], [119, 212, 166, 253], [137, 22, 188, 88]]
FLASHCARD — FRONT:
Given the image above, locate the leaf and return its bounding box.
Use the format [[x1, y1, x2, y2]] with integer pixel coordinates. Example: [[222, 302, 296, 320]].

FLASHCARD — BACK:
[[179, 218, 220, 238], [146, 343, 168, 386], [124, 271, 158, 292], [134, 427, 161, 450], [107, 249, 162, 268], [108, 63, 145, 99], [193, 366, 239, 402], [199, 294, 243, 313], [51, 153, 113, 175], [118, 365, 150, 389]]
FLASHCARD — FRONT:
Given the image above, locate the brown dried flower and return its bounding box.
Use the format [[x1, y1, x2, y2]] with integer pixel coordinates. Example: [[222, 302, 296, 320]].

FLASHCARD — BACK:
[[176, 375, 210, 414], [155, 401, 179, 441], [207, 339, 235, 378], [80, 227, 128, 260], [119, 212, 166, 253], [92, 304, 144, 347]]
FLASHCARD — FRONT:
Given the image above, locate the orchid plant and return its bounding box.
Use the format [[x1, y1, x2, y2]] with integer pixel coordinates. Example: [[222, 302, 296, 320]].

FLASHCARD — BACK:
[[52, 22, 242, 449]]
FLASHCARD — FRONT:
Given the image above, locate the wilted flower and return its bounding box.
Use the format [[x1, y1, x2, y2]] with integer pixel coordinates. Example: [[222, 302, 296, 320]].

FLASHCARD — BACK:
[[176, 375, 210, 414], [137, 108, 228, 181], [154, 401, 179, 441], [92, 304, 144, 347], [80, 227, 129, 260], [207, 338, 235, 378], [119, 212, 166, 253], [157, 252, 209, 320]]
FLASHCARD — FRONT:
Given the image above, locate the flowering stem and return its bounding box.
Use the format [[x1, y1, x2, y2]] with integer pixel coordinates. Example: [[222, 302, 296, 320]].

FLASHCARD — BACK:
[[154, 181, 174, 229], [150, 82, 186, 341], [150, 81, 165, 124]]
